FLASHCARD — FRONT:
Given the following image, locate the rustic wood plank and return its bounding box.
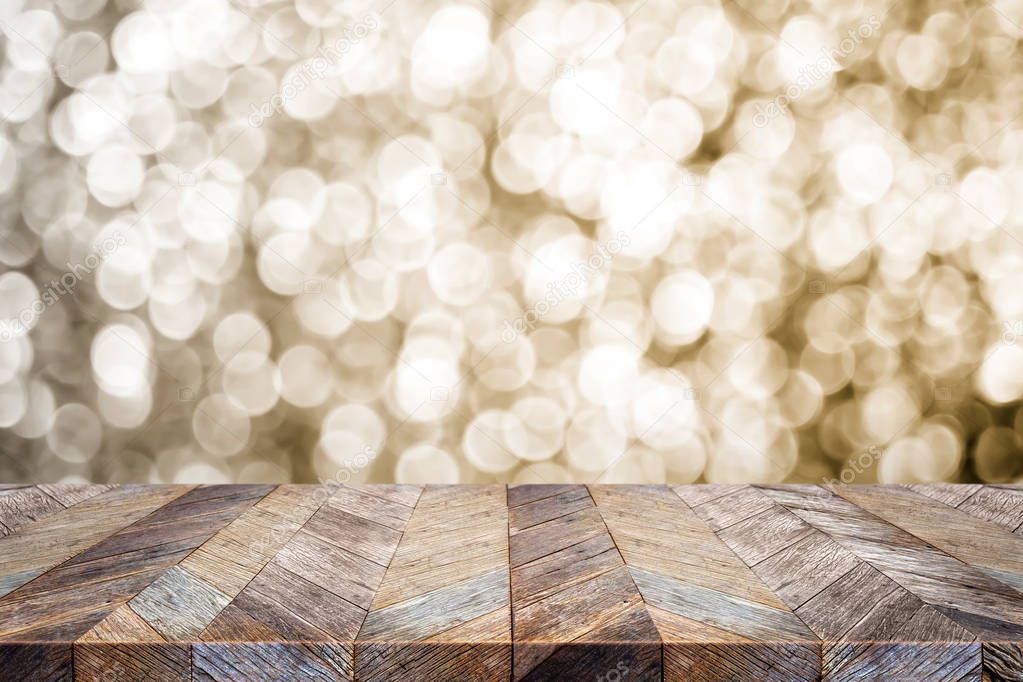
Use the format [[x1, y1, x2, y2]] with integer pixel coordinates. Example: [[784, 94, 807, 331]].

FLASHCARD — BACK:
[[670, 483, 740, 508], [198, 485, 421, 681], [74, 482, 301, 678], [716, 504, 815, 566], [0, 486, 270, 642], [761, 484, 1023, 679], [684, 485, 986, 681], [597, 485, 818, 681], [907, 483, 984, 508], [0, 486, 193, 597], [832, 485, 1023, 593], [0, 486, 65, 537], [751, 531, 861, 609], [356, 485, 510, 681], [510, 485, 661, 682], [799, 563, 979, 681], [676, 484, 775, 532], [0, 484, 1019, 681], [943, 486, 1023, 534], [36, 484, 115, 508], [178, 484, 325, 596], [0, 486, 268, 681], [601, 486, 793, 608], [58, 484, 272, 682], [76, 641, 189, 682], [325, 485, 419, 531]]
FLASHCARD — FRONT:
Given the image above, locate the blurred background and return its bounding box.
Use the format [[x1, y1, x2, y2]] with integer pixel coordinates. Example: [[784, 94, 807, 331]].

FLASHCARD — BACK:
[[1, 0, 1023, 485]]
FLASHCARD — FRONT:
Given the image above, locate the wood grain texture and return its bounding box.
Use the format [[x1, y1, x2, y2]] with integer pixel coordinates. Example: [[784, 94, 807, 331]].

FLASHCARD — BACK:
[[597, 485, 818, 681], [910, 484, 1023, 534], [509, 485, 661, 682], [0, 485, 193, 597], [356, 485, 509, 682], [687, 485, 980, 681], [83, 481, 320, 677], [0, 484, 1018, 681], [0, 486, 65, 537], [833, 485, 1023, 593], [760, 484, 1023, 680], [200, 485, 420, 682], [0, 485, 271, 681]]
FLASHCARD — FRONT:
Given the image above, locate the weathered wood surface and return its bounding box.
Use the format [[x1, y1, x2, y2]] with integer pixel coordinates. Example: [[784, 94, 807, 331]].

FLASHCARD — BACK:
[[0, 484, 1020, 681]]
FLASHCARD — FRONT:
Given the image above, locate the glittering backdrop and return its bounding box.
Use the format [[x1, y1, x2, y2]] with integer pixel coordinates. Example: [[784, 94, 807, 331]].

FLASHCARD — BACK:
[[1, 0, 1023, 486]]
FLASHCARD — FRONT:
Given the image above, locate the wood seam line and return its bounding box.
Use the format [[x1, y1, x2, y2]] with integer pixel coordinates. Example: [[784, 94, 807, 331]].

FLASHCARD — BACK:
[[953, 486, 984, 510], [702, 488, 872, 623], [791, 560, 859, 613], [715, 505, 793, 552], [667, 485, 824, 641], [61, 485, 278, 652], [829, 485, 1023, 598], [583, 484, 637, 584], [0, 486, 105, 539], [165, 483, 286, 598], [825, 485, 1021, 588], [509, 485, 658, 681], [504, 484, 514, 682], [508, 485, 572, 508], [0, 485, 197, 598], [34, 486, 69, 510], [676, 485, 985, 681], [511, 504, 596, 534], [338, 484, 416, 511], [583, 484, 665, 646], [696, 496, 780, 535], [351, 484, 425, 644]]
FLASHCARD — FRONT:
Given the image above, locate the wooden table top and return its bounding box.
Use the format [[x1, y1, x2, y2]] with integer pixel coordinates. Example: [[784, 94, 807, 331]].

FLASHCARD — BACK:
[[0, 484, 1021, 681]]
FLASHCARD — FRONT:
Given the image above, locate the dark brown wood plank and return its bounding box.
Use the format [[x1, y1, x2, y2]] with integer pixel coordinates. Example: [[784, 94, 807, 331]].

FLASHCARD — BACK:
[[510, 485, 661, 682], [0, 643, 71, 682]]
